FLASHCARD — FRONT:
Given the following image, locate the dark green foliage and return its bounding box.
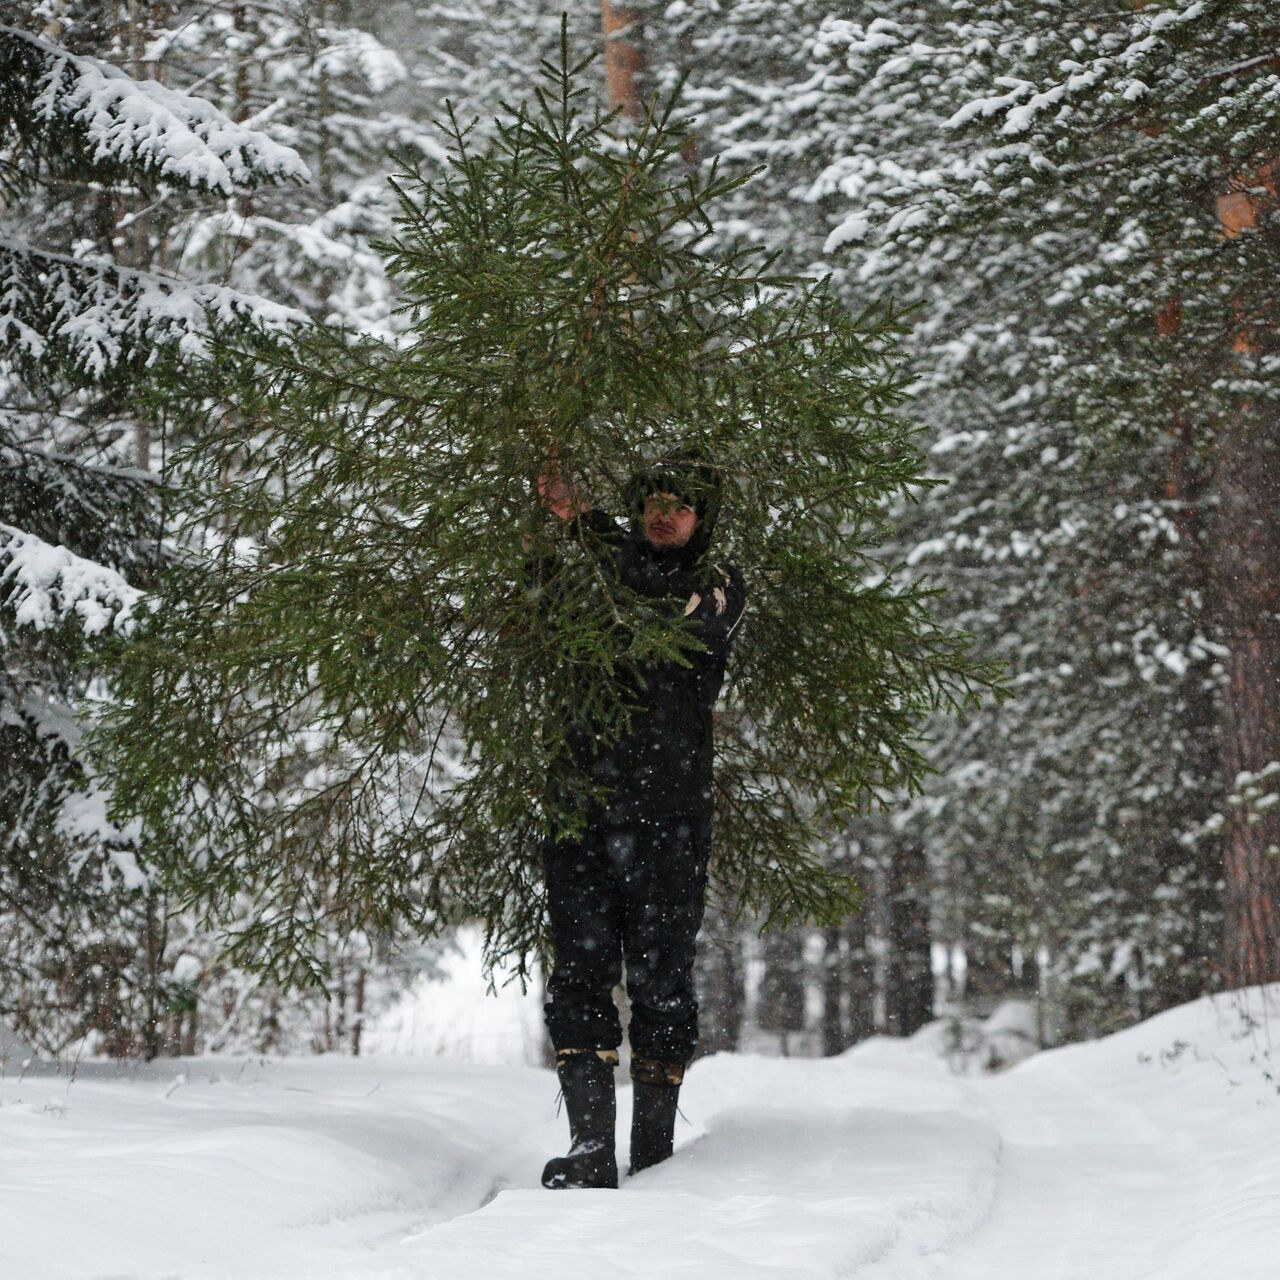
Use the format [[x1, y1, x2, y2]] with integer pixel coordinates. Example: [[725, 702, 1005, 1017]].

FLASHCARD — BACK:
[[93, 35, 1000, 988]]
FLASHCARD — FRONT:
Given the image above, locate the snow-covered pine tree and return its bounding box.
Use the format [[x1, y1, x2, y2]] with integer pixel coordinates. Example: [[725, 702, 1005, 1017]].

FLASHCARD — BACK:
[[94, 36, 999, 991], [0, 16, 306, 1054], [909, 0, 1280, 993], [803, 2, 1228, 1032], [151, 0, 428, 331], [115, 1, 462, 1049], [405, 0, 599, 135], [639, 0, 840, 275]]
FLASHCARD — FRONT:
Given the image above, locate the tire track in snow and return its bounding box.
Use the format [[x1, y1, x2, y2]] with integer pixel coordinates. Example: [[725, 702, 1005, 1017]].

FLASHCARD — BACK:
[[377, 1051, 1004, 1280]]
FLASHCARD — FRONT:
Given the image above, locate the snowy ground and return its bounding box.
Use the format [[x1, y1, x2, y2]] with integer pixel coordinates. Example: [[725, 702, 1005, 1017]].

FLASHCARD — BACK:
[[5, 987, 1277, 1280]]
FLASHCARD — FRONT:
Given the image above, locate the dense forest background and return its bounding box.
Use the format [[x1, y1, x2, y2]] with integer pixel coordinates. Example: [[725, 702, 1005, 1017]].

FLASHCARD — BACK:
[[3, 0, 1278, 1063]]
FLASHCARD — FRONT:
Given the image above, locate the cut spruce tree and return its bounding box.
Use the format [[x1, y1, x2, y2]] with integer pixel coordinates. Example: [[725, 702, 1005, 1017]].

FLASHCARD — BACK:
[[93, 33, 1002, 988]]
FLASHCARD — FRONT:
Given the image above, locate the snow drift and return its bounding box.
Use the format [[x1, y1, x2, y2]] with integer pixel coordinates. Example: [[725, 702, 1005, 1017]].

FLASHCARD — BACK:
[[3, 986, 1275, 1279]]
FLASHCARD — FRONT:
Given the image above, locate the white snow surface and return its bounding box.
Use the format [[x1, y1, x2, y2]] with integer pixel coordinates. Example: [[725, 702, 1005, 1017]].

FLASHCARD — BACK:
[[4, 986, 1276, 1279]]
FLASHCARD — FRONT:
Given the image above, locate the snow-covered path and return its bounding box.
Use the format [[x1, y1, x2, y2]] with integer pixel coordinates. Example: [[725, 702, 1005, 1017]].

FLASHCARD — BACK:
[[4, 988, 1276, 1280], [943, 1038, 1275, 1280]]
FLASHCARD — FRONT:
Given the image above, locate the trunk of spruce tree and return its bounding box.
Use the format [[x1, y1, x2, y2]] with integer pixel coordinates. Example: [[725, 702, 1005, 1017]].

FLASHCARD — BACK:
[[820, 925, 844, 1056], [884, 843, 933, 1035], [757, 926, 806, 1055], [820, 902, 875, 1052], [1211, 162, 1280, 990], [124, 0, 153, 472], [351, 965, 366, 1057], [1214, 403, 1280, 987]]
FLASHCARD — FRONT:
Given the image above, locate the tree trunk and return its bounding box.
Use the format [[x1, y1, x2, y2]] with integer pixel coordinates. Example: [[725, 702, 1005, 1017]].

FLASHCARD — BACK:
[[964, 922, 1014, 1013], [757, 925, 806, 1050], [181, 1000, 197, 1056], [141, 892, 162, 1060], [844, 906, 874, 1044], [820, 925, 844, 1056], [1214, 403, 1280, 987], [601, 1, 645, 118], [351, 964, 366, 1057], [885, 843, 933, 1035], [694, 898, 745, 1056]]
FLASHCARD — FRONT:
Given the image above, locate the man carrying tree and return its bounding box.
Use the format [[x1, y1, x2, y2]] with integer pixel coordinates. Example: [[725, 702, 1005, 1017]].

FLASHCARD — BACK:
[[90, 40, 993, 1186], [532, 452, 746, 1190]]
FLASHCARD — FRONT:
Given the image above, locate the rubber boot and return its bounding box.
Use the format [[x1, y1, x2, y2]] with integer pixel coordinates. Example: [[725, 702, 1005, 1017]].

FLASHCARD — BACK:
[[628, 1056, 685, 1176], [541, 1049, 619, 1190]]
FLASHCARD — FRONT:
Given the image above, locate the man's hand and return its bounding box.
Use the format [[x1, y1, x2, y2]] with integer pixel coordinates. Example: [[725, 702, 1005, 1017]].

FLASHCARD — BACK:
[[537, 469, 590, 522]]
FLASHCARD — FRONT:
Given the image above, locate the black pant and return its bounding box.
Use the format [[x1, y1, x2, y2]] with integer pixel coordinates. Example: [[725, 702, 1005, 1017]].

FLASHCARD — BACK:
[[541, 815, 712, 1064]]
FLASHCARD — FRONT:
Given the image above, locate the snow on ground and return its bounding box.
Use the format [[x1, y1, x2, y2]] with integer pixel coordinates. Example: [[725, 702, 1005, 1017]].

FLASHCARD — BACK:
[[3, 987, 1277, 1280]]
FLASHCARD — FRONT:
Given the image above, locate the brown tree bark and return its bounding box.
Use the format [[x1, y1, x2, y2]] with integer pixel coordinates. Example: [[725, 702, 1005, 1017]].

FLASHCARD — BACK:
[[1140, 0, 1280, 992], [1211, 167, 1280, 989], [601, 1, 645, 118], [1213, 403, 1280, 987]]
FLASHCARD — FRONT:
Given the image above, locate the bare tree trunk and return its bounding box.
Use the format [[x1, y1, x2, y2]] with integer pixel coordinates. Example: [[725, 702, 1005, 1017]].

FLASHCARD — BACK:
[[844, 906, 874, 1044], [694, 898, 745, 1057], [141, 892, 161, 1060], [884, 844, 933, 1036], [820, 925, 844, 1056], [181, 1000, 198, 1056], [334, 955, 348, 1050], [351, 965, 366, 1057], [1212, 172, 1280, 990], [757, 926, 806, 1052], [1214, 402, 1280, 987], [601, 1, 645, 118], [964, 931, 1013, 1013]]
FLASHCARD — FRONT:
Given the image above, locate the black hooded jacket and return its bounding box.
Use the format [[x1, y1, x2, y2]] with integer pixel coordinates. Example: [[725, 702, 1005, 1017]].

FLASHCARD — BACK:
[[534, 476, 747, 825]]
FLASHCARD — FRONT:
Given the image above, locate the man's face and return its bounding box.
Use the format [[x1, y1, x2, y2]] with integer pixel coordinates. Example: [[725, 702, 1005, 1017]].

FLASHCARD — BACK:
[[642, 491, 698, 549]]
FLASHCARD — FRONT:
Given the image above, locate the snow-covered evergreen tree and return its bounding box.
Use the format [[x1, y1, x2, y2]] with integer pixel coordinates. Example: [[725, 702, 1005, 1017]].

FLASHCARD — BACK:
[[0, 15, 306, 1054], [805, 0, 1280, 1019]]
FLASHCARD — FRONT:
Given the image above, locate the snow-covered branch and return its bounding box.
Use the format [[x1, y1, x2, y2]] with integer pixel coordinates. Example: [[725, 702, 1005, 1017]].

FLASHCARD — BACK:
[[313, 27, 408, 94], [947, 1, 1209, 136], [0, 22, 310, 193], [0, 522, 140, 636], [0, 237, 306, 380]]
